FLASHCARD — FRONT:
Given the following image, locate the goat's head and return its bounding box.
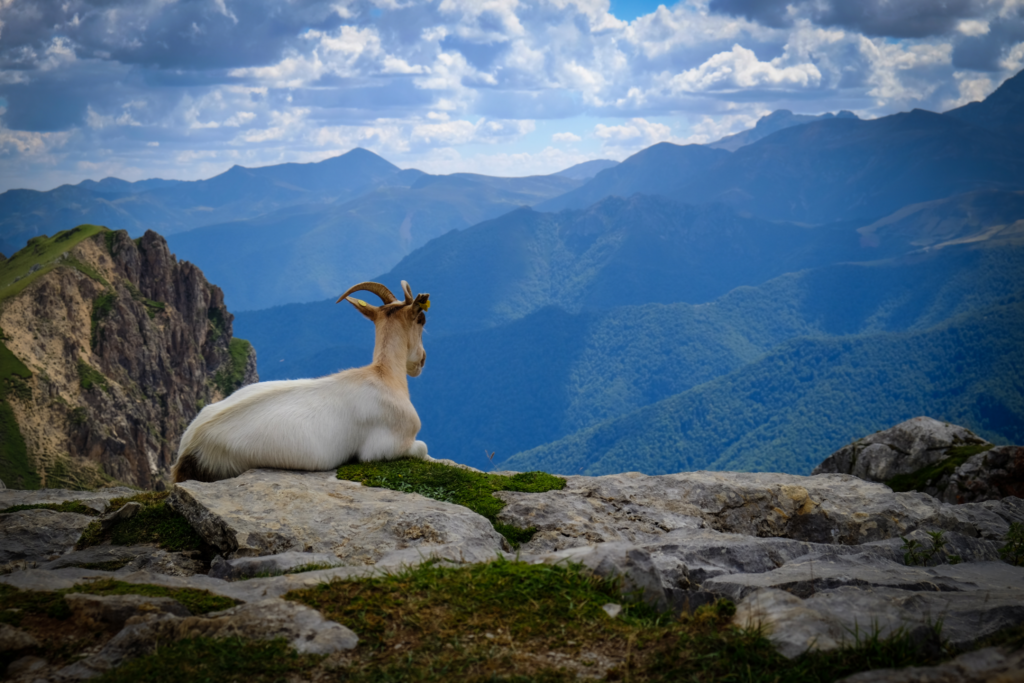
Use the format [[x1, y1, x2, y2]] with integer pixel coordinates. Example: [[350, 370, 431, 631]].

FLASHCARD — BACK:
[[336, 280, 430, 377]]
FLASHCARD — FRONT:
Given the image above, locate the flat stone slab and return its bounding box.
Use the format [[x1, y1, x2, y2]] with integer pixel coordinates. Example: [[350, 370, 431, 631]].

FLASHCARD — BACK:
[[497, 471, 1020, 553], [0, 508, 95, 565], [40, 544, 205, 577], [837, 645, 1024, 682], [169, 469, 507, 563], [0, 487, 137, 513]]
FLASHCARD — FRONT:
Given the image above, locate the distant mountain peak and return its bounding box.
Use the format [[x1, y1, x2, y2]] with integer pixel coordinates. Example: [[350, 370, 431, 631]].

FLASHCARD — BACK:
[[944, 68, 1024, 135], [708, 109, 860, 152]]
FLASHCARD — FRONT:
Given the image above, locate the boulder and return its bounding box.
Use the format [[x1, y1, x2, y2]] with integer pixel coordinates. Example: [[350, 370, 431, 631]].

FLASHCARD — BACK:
[[0, 509, 95, 566], [169, 469, 507, 562], [40, 544, 205, 577], [812, 417, 1023, 504], [813, 417, 989, 482]]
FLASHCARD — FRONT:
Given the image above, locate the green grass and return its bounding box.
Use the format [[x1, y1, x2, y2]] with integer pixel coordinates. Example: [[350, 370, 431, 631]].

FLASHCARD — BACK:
[[0, 225, 109, 305], [123, 281, 166, 318], [65, 578, 237, 615], [213, 338, 253, 396], [65, 256, 111, 288], [75, 490, 207, 553], [0, 578, 236, 629], [90, 291, 117, 349], [77, 357, 111, 393], [337, 459, 565, 548], [1000, 522, 1024, 566], [886, 442, 994, 493], [282, 557, 946, 682], [0, 338, 36, 489], [0, 500, 97, 515], [91, 637, 324, 683]]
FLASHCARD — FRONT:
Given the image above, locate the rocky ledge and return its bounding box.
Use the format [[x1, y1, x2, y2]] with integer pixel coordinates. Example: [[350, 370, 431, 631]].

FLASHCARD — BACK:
[[1, 419, 1023, 681]]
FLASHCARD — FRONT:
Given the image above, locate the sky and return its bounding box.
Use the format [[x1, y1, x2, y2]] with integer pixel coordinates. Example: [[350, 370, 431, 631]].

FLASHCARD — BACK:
[[0, 0, 1022, 193]]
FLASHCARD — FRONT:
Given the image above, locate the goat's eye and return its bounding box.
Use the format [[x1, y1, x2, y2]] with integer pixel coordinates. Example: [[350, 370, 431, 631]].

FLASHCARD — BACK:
[[417, 312, 426, 325]]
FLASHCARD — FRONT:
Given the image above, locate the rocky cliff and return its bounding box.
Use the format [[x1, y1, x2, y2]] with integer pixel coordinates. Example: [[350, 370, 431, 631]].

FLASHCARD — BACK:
[[0, 224, 257, 490]]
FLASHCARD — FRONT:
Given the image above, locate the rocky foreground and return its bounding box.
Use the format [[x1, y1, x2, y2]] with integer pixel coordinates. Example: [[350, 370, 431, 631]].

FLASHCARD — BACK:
[[2, 418, 1023, 681]]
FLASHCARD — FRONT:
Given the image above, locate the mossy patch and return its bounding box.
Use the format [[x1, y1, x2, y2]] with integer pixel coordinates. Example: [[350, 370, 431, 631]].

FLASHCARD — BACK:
[[77, 357, 110, 393], [90, 291, 117, 349], [886, 443, 994, 493], [0, 500, 97, 515], [284, 557, 945, 682], [337, 460, 565, 548], [92, 637, 324, 683], [123, 281, 166, 318], [212, 338, 252, 397], [0, 338, 36, 489], [76, 490, 207, 553], [65, 578, 237, 616]]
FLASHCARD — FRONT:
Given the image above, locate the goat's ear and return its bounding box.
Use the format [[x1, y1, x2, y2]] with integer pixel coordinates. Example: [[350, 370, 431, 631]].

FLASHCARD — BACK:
[[342, 296, 379, 321]]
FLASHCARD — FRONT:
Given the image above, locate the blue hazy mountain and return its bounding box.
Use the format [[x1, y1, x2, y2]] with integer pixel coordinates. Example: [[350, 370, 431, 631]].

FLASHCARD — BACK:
[[166, 171, 582, 311], [707, 109, 859, 152], [944, 68, 1024, 136], [0, 148, 402, 254]]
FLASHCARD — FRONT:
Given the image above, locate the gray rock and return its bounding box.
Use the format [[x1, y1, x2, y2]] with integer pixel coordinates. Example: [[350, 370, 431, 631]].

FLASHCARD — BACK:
[[0, 487, 136, 514], [209, 551, 340, 580], [55, 598, 357, 680], [837, 645, 1024, 682], [705, 556, 1024, 601], [0, 509, 95, 565], [527, 542, 669, 610], [169, 469, 506, 562], [0, 622, 40, 651], [733, 570, 1024, 659], [942, 446, 1024, 504], [498, 471, 1015, 552], [40, 544, 205, 577], [65, 592, 191, 629], [813, 416, 989, 481]]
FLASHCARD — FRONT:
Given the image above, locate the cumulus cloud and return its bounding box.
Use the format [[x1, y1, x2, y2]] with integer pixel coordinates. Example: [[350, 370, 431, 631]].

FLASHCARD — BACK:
[[0, 0, 1022, 191]]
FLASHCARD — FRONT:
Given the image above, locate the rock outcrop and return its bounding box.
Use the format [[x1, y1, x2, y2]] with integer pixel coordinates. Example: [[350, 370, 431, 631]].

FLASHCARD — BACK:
[[1, 420, 1023, 679], [0, 226, 257, 490], [814, 416, 1024, 504]]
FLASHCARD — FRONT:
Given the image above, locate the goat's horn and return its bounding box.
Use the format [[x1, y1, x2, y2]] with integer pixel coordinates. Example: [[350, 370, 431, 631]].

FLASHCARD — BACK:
[[335, 282, 397, 305], [401, 280, 413, 305]]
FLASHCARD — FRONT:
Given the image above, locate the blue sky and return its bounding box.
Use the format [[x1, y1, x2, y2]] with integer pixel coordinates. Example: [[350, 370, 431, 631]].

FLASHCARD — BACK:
[[0, 0, 1021, 192]]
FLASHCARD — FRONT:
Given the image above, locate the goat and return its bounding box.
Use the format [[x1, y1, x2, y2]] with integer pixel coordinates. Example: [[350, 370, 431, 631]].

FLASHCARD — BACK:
[[172, 280, 431, 483]]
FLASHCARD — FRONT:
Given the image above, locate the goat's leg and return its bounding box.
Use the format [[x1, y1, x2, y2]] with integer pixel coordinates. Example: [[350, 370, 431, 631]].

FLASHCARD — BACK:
[[401, 440, 431, 460]]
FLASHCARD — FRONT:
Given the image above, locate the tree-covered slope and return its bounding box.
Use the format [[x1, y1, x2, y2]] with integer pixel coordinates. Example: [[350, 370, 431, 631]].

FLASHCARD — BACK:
[[501, 292, 1024, 477]]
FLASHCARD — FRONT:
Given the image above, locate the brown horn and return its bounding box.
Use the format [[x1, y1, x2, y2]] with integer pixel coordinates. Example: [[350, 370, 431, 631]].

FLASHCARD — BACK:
[[335, 281, 397, 304]]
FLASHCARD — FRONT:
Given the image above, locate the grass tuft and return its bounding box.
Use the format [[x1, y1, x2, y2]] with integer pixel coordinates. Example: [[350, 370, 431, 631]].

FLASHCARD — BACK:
[[75, 490, 206, 553], [0, 500, 98, 516], [337, 460, 565, 548], [91, 636, 324, 683], [65, 578, 237, 615], [213, 338, 252, 396]]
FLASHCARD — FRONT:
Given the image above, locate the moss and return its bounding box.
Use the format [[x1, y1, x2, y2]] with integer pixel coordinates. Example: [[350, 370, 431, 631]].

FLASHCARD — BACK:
[[65, 256, 111, 288], [75, 490, 207, 553], [886, 443, 994, 493], [90, 291, 117, 349], [0, 339, 36, 489], [92, 637, 323, 683], [337, 460, 565, 548], [0, 500, 97, 515], [66, 578, 237, 615], [213, 338, 252, 397], [69, 406, 89, 425], [77, 358, 110, 393], [123, 281, 166, 319], [0, 584, 72, 627]]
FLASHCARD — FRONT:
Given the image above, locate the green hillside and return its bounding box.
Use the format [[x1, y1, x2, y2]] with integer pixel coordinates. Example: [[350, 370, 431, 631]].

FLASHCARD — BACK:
[[501, 293, 1024, 476]]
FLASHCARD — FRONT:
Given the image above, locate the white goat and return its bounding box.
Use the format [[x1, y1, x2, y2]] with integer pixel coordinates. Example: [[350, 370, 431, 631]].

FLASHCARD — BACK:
[[172, 280, 431, 483]]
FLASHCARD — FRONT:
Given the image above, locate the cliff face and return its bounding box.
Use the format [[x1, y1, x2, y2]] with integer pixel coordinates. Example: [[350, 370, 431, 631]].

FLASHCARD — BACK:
[[0, 225, 257, 490]]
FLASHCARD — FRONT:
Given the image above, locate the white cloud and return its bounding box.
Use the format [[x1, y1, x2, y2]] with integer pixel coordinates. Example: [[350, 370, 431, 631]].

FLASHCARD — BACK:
[[956, 19, 989, 36], [669, 44, 822, 92], [943, 72, 997, 109], [552, 131, 582, 142]]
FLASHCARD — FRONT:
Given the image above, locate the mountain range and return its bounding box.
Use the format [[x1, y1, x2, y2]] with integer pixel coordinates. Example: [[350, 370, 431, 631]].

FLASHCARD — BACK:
[[4, 68, 1024, 477]]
